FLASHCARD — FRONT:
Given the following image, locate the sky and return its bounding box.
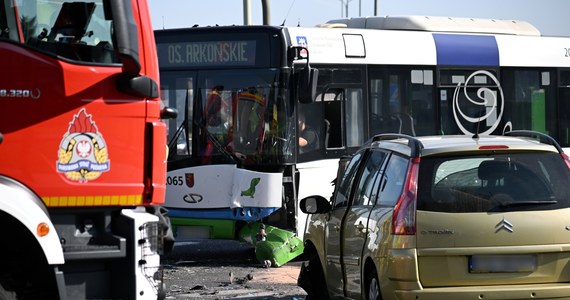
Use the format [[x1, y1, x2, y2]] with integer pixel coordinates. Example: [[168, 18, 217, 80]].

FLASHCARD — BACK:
[[148, 0, 570, 37]]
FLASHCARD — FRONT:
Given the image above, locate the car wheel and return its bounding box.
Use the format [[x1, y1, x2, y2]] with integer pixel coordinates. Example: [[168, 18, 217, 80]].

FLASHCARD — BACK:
[[366, 268, 381, 300], [302, 256, 329, 300]]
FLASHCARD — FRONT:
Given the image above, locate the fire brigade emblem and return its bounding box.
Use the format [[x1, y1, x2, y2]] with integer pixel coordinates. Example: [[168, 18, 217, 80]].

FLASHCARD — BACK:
[[56, 108, 110, 182]]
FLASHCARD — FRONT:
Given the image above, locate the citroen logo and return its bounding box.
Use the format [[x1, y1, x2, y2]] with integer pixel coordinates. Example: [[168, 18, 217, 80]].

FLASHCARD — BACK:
[[495, 218, 513, 233]]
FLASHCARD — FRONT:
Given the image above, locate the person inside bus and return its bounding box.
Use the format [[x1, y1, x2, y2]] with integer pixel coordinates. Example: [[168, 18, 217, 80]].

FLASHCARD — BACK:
[[298, 113, 318, 153], [202, 86, 232, 163], [205, 86, 223, 127]]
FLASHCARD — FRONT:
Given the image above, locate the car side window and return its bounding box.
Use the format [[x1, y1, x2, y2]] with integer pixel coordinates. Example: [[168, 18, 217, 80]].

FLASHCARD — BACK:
[[333, 152, 364, 208], [352, 150, 387, 206], [378, 154, 409, 207]]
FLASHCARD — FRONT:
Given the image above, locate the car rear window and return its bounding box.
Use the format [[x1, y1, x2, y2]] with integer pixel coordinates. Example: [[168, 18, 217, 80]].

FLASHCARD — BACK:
[[417, 152, 570, 212]]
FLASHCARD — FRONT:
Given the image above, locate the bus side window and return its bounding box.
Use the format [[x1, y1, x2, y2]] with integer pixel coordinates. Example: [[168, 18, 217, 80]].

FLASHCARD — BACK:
[[162, 76, 194, 160]]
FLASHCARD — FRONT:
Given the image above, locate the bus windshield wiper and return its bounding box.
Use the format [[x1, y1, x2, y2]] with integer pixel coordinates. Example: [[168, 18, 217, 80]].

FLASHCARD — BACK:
[[193, 118, 241, 164], [206, 129, 240, 163], [167, 122, 187, 159]]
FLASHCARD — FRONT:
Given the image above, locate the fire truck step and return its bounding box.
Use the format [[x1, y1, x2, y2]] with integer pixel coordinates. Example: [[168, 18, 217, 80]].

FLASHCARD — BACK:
[[63, 237, 126, 260]]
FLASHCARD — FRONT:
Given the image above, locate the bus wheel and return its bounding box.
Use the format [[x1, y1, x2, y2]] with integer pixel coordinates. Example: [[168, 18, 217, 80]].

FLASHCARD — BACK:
[[366, 267, 381, 300]]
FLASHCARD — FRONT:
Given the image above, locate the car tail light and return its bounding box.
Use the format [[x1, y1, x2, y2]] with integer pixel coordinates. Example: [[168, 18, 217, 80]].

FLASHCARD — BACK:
[[392, 157, 420, 235], [562, 153, 570, 170]]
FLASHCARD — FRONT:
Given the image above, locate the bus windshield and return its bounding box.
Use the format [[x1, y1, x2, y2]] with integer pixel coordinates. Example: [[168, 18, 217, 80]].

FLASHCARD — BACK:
[[165, 68, 295, 167]]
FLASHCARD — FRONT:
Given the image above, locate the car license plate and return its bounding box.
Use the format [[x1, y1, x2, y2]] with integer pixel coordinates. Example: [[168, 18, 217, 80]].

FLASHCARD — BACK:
[[469, 255, 536, 273]]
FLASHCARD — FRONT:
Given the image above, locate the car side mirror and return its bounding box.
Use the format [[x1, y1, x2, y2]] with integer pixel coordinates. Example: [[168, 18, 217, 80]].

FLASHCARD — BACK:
[[300, 195, 332, 214]]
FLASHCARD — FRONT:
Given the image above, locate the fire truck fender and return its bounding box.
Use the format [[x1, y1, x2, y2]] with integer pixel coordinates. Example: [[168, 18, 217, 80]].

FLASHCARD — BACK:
[[0, 176, 64, 265]]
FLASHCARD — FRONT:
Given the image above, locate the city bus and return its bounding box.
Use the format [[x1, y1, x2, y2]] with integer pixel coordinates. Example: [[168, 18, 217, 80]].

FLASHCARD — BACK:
[[155, 16, 570, 244]]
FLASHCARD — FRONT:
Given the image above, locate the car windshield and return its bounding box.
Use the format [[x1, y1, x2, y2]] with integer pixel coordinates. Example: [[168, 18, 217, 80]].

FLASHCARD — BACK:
[[417, 152, 570, 212]]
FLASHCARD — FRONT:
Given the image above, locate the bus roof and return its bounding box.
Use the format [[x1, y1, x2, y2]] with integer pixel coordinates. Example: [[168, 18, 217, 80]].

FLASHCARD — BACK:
[[323, 15, 541, 36], [286, 23, 569, 67]]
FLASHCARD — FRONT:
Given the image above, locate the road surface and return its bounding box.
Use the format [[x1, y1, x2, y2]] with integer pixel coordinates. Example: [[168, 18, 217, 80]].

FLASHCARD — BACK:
[[163, 240, 307, 299]]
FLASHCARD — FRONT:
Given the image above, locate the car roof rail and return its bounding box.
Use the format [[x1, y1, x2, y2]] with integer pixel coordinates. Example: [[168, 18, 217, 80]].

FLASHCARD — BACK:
[[504, 130, 564, 154], [371, 133, 424, 158]]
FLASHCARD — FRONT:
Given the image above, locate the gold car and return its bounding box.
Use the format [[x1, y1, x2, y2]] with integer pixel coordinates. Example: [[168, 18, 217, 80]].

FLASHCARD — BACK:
[[298, 131, 570, 300]]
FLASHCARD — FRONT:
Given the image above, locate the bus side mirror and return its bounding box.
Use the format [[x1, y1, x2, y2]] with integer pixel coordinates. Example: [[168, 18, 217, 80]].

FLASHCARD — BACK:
[[299, 66, 318, 104], [289, 46, 319, 104]]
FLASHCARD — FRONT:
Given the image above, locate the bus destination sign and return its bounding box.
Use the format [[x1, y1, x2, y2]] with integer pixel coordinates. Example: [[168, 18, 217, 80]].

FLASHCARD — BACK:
[[157, 40, 256, 68]]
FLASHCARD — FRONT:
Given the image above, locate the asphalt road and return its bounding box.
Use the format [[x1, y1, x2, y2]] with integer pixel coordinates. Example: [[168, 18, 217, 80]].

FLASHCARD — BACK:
[[162, 240, 307, 299]]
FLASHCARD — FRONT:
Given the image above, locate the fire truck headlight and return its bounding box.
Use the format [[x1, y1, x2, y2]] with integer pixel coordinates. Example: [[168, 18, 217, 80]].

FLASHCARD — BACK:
[[140, 222, 162, 254]]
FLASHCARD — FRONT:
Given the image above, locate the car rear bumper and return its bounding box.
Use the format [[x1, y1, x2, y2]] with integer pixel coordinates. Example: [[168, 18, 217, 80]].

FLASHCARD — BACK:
[[394, 283, 570, 300]]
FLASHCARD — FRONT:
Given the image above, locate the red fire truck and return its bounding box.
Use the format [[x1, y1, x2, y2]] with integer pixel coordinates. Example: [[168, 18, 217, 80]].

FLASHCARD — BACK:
[[0, 1, 173, 299]]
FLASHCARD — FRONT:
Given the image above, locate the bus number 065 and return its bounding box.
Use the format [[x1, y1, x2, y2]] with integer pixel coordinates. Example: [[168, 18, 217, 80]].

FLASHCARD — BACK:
[[167, 175, 184, 186]]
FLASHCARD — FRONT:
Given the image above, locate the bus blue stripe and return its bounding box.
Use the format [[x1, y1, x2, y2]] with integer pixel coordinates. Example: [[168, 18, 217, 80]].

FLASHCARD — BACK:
[[433, 34, 499, 66], [167, 207, 280, 221]]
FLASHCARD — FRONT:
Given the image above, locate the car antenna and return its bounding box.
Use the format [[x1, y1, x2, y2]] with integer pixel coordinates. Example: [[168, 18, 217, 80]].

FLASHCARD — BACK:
[[281, 0, 296, 26]]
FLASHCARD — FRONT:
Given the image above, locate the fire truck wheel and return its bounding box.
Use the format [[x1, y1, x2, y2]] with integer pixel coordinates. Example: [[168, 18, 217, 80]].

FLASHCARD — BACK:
[[0, 281, 16, 300]]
